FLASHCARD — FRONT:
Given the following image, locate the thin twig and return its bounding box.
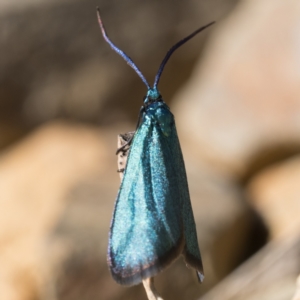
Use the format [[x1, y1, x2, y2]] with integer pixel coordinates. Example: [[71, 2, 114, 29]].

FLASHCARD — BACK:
[[292, 275, 300, 300], [143, 277, 164, 300]]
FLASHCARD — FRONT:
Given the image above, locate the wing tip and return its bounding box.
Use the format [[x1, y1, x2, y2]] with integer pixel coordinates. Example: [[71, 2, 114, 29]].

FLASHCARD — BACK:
[[183, 250, 204, 283], [197, 271, 205, 283]]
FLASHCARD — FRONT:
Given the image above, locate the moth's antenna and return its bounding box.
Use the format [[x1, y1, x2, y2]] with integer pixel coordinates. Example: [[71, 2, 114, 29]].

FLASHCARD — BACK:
[[97, 7, 151, 89], [153, 21, 215, 89]]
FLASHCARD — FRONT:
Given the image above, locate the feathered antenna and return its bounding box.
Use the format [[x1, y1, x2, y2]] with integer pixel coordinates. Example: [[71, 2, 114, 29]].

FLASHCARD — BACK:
[[153, 21, 215, 89], [97, 7, 151, 89]]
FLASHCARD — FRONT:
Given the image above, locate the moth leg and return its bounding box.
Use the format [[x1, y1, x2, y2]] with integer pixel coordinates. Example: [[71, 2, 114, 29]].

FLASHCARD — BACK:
[[116, 133, 134, 154]]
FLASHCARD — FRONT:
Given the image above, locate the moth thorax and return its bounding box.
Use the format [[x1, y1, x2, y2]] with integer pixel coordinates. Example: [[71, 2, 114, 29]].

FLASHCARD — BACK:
[[145, 88, 161, 105]]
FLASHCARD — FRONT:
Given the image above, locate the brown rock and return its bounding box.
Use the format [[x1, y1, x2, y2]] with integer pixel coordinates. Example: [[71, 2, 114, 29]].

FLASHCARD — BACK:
[[247, 156, 300, 239], [199, 232, 300, 300], [0, 122, 114, 300], [173, 0, 300, 178]]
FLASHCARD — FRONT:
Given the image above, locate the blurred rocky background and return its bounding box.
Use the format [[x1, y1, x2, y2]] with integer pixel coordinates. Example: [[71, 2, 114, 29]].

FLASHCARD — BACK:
[[1, 0, 300, 300]]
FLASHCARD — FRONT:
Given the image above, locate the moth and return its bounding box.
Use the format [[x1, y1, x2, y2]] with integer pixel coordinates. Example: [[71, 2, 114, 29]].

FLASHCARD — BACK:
[[97, 7, 214, 286]]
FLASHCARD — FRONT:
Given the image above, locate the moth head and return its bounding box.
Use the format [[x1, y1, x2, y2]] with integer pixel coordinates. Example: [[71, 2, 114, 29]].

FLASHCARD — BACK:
[[144, 88, 161, 105]]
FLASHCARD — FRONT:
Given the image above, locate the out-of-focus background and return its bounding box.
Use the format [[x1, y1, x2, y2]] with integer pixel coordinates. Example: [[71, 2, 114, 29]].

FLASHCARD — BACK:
[[1, 0, 300, 299]]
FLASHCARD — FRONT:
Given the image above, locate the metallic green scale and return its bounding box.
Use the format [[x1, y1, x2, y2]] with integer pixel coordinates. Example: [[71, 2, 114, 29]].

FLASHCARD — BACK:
[[108, 93, 203, 285]]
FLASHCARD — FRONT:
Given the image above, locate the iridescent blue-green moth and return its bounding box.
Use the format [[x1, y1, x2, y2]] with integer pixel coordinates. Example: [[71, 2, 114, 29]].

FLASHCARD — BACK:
[[97, 8, 214, 286]]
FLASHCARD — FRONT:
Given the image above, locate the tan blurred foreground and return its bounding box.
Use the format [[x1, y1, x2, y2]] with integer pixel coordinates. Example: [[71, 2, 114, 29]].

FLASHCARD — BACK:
[[1, 0, 300, 300]]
